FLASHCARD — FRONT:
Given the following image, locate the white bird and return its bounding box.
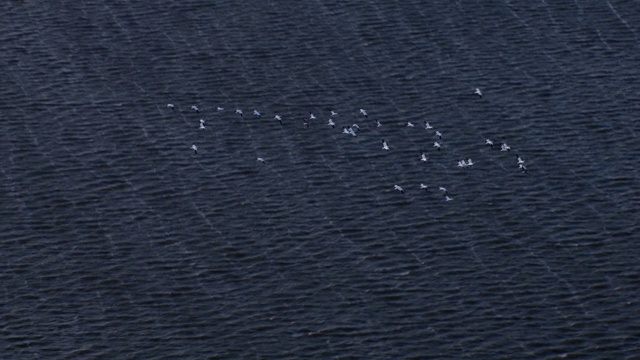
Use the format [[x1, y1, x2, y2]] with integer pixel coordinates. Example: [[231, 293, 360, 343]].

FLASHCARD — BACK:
[[424, 121, 433, 129], [199, 119, 205, 124], [517, 154, 525, 164], [257, 157, 266, 164], [342, 127, 350, 134], [439, 186, 447, 193], [501, 143, 511, 151], [394, 185, 404, 194], [331, 110, 338, 116], [486, 139, 494, 147], [304, 120, 310, 128], [191, 144, 198, 154], [360, 109, 368, 118], [467, 158, 474, 166], [191, 105, 199, 113], [309, 113, 316, 120], [435, 130, 442, 139], [382, 139, 389, 151], [420, 183, 429, 191], [216, 106, 224, 112], [475, 88, 483, 97], [457, 160, 467, 168], [375, 119, 382, 127], [348, 127, 357, 137], [351, 124, 360, 130], [420, 153, 428, 162], [519, 163, 528, 173], [407, 122, 415, 127], [199, 122, 206, 130], [167, 103, 175, 110], [434, 141, 441, 150], [445, 195, 454, 201], [274, 115, 282, 124], [253, 110, 261, 118], [328, 119, 335, 128], [235, 109, 243, 117]]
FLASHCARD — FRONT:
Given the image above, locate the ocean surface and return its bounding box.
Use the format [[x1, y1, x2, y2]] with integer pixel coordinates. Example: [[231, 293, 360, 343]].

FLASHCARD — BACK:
[[1, 0, 639, 358]]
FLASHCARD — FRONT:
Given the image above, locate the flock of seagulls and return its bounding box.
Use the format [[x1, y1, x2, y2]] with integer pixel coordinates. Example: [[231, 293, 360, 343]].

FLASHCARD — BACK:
[[168, 88, 529, 202]]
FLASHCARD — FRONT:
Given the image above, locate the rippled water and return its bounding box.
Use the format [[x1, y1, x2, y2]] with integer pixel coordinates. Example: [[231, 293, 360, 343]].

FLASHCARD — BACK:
[[1, 0, 639, 358]]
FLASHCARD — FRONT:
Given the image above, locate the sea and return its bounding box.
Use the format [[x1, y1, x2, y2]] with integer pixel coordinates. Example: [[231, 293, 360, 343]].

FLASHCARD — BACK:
[[1, 0, 639, 358]]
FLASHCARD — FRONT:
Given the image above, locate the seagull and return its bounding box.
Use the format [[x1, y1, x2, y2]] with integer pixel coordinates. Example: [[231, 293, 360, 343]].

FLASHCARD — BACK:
[[257, 157, 266, 164], [486, 139, 494, 147], [424, 121, 433, 129], [375, 119, 382, 127], [407, 122, 415, 127], [445, 195, 454, 201], [360, 109, 368, 118], [501, 143, 511, 151], [517, 154, 525, 164], [235, 109, 243, 117], [351, 124, 360, 131], [216, 106, 224, 112], [309, 113, 316, 120], [304, 119, 310, 128], [348, 127, 357, 137], [420, 183, 429, 191], [433, 141, 441, 150], [167, 103, 175, 110], [420, 153, 428, 162], [342, 126, 350, 134], [199, 119, 205, 124], [253, 110, 261, 118], [331, 110, 338, 116], [191, 105, 199, 113], [274, 115, 282, 124], [519, 163, 528, 173], [191, 144, 198, 154], [394, 185, 404, 194], [467, 158, 474, 166], [457, 160, 467, 168], [439, 186, 447, 193], [382, 139, 389, 151], [328, 119, 335, 128], [435, 130, 442, 139], [199, 122, 206, 130], [475, 88, 483, 97]]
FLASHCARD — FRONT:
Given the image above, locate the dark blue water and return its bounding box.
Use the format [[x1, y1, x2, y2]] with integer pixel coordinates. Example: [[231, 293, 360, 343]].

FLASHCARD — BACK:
[[1, 0, 639, 358]]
